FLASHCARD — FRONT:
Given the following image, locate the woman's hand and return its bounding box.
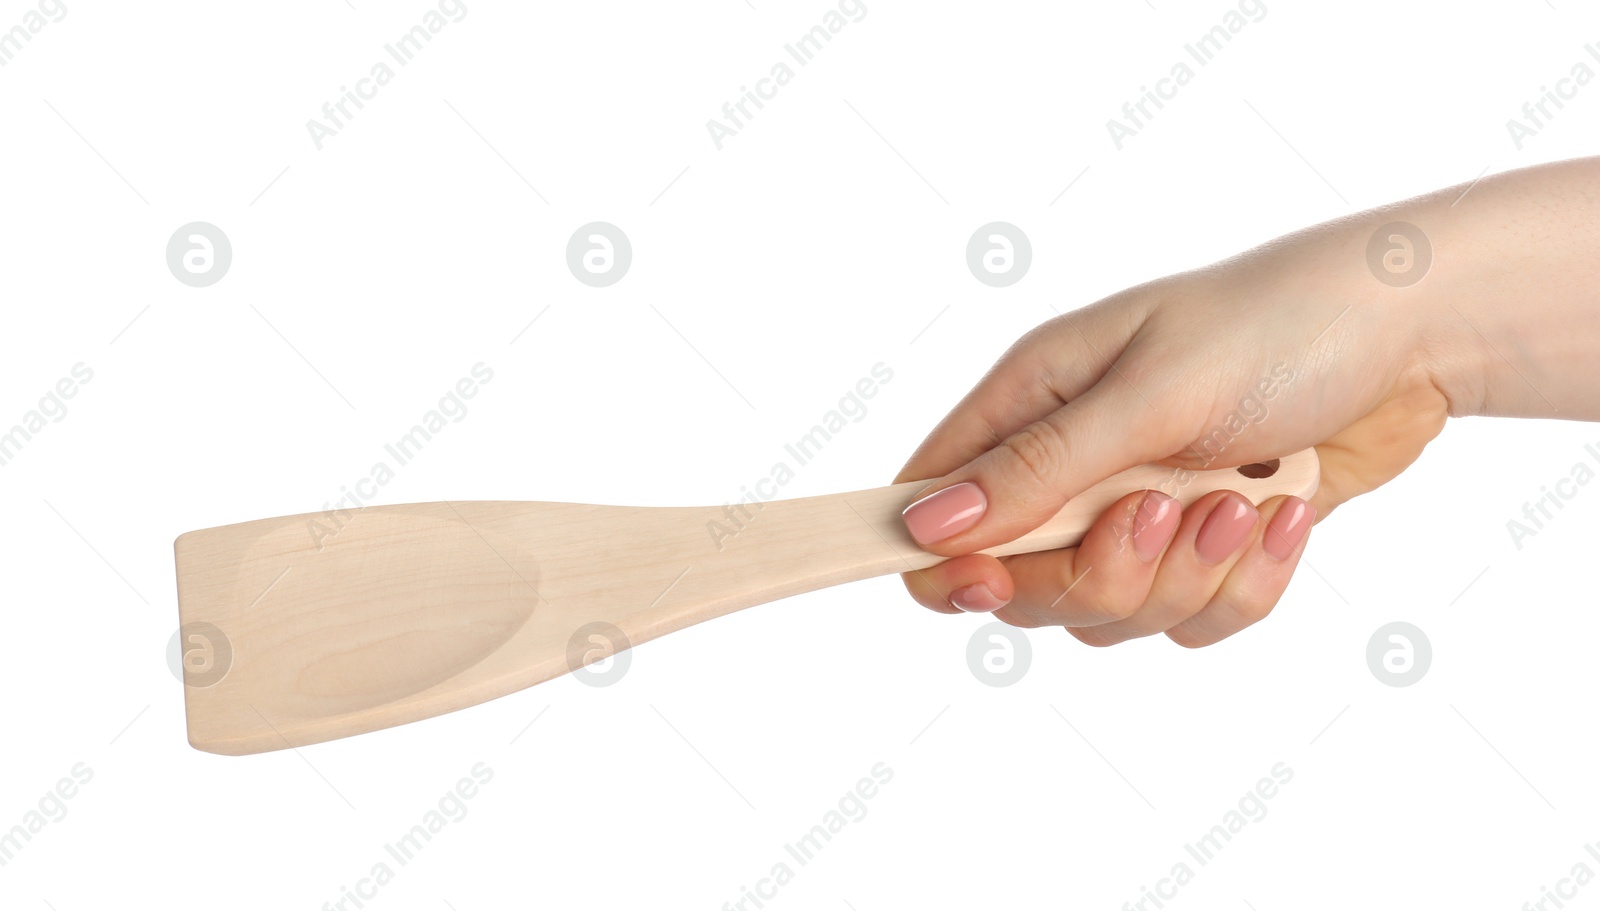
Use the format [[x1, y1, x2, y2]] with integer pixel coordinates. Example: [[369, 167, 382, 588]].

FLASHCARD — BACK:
[[898, 155, 1600, 646]]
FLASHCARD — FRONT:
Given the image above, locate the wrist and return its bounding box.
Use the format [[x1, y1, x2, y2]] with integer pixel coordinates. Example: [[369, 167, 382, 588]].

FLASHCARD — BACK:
[[1364, 160, 1599, 421]]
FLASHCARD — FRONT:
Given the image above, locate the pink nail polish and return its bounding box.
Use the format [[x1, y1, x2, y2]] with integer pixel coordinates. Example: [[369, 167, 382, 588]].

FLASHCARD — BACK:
[[1194, 493, 1258, 565], [1263, 498, 1315, 561], [950, 582, 1005, 613], [1131, 490, 1180, 562], [902, 482, 987, 547]]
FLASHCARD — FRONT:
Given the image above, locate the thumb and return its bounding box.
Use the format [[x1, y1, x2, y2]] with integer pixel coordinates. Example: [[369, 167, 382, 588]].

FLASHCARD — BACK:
[[899, 382, 1175, 555]]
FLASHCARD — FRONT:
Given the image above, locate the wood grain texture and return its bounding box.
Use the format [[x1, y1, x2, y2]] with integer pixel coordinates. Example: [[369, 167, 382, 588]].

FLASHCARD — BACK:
[[174, 448, 1319, 754]]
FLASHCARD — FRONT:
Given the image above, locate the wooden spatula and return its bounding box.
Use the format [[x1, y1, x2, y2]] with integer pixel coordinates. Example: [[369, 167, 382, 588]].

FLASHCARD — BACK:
[[173, 448, 1319, 754]]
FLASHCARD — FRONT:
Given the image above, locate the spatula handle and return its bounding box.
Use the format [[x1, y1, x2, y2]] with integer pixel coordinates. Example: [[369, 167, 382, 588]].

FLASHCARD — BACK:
[[766, 449, 1322, 586], [968, 448, 1320, 563]]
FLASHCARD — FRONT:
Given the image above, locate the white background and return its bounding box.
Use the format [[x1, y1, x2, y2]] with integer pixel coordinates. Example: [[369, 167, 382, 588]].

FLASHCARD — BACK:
[[3, 0, 1599, 908]]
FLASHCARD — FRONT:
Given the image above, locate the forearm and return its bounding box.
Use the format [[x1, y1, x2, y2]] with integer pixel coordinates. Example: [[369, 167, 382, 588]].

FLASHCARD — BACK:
[[1398, 156, 1600, 421]]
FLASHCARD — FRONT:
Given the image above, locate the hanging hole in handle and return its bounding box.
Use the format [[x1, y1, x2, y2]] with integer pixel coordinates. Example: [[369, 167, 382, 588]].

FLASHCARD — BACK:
[[1236, 459, 1280, 479]]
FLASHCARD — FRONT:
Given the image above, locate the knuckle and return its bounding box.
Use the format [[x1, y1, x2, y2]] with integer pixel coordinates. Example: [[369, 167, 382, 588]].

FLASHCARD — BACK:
[[900, 573, 958, 614], [1092, 594, 1141, 624], [1051, 564, 1137, 624], [1166, 624, 1212, 649], [998, 421, 1067, 491], [993, 605, 1048, 629], [1068, 625, 1121, 648], [1217, 581, 1278, 627], [1232, 593, 1278, 626]]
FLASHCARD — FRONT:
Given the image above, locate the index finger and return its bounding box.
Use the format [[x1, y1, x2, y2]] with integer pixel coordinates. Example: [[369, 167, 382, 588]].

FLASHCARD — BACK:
[[894, 301, 1142, 486]]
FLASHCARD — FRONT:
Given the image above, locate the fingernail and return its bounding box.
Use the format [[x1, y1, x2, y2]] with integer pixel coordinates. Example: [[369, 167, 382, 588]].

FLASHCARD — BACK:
[[902, 482, 987, 547], [1131, 490, 1180, 562], [1263, 498, 1315, 561], [950, 582, 1006, 613], [1195, 493, 1258, 565]]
